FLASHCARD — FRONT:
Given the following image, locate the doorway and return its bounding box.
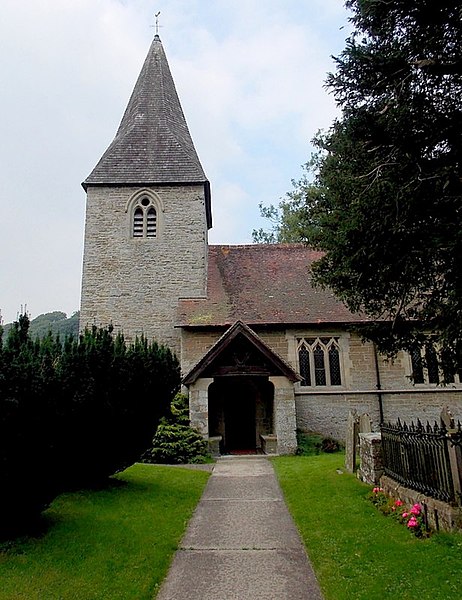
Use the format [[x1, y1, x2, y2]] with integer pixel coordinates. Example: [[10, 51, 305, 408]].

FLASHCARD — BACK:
[[208, 376, 274, 454]]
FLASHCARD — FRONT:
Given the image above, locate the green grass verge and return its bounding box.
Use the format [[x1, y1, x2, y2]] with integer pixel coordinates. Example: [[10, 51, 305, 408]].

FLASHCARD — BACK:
[[273, 454, 462, 600], [0, 464, 209, 600]]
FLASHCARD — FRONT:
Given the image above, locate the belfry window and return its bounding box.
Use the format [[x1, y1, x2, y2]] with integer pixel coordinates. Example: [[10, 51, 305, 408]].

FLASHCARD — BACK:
[[131, 197, 157, 238], [297, 337, 342, 387], [133, 208, 144, 237], [146, 207, 157, 237]]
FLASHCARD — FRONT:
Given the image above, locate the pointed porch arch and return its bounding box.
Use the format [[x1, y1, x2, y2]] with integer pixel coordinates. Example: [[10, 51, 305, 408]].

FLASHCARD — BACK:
[[184, 321, 300, 455]]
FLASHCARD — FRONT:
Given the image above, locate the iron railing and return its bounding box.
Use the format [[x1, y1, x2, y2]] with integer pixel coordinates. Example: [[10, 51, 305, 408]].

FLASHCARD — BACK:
[[381, 419, 462, 505]]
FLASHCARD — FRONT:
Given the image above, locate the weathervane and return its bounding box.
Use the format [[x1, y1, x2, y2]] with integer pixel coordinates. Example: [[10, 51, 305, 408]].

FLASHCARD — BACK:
[[153, 11, 161, 36]]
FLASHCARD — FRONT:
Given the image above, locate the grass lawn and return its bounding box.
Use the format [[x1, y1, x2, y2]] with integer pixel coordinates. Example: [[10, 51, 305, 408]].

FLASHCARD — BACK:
[[0, 464, 209, 600], [274, 454, 462, 600]]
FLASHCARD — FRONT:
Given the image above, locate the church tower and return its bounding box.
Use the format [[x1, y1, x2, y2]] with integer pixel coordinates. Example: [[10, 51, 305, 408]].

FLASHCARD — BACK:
[[80, 35, 212, 353]]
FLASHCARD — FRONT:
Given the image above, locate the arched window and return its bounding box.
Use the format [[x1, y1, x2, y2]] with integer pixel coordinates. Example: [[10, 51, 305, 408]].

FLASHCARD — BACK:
[[408, 342, 461, 385], [146, 207, 157, 238], [133, 207, 144, 237], [297, 337, 343, 387], [298, 345, 311, 386], [131, 196, 158, 239]]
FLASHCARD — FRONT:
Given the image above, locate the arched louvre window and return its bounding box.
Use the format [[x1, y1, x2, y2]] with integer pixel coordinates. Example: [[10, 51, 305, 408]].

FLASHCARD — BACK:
[[146, 207, 157, 238], [297, 337, 342, 387], [133, 207, 144, 237], [131, 197, 158, 239]]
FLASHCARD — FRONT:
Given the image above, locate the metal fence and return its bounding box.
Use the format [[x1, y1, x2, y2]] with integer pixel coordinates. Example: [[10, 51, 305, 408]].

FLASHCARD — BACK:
[[380, 419, 462, 505]]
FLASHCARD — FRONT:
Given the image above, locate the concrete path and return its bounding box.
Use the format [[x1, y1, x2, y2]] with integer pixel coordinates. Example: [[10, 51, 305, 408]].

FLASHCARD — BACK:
[[156, 456, 323, 600]]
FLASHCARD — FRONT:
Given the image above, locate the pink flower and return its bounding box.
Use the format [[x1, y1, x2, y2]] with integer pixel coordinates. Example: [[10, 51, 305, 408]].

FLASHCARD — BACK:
[[402, 512, 409, 518], [410, 504, 421, 515], [407, 517, 418, 528], [373, 487, 380, 493], [394, 500, 403, 506]]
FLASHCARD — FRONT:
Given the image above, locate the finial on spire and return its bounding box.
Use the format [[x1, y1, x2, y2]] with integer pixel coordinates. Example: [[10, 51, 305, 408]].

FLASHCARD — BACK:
[[154, 11, 161, 36]]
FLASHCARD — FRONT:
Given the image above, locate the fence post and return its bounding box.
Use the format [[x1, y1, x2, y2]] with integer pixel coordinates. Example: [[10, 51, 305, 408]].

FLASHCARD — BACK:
[[441, 407, 462, 506], [345, 410, 359, 473], [447, 431, 462, 506]]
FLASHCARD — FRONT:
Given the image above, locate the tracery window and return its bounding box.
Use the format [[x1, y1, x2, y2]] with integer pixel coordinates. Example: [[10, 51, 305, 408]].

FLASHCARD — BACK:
[[297, 337, 342, 387], [410, 343, 462, 385], [132, 196, 157, 238]]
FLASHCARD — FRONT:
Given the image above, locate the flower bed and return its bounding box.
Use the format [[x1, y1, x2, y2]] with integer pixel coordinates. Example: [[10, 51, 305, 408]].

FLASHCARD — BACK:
[[380, 474, 462, 532], [369, 487, 429, 537]]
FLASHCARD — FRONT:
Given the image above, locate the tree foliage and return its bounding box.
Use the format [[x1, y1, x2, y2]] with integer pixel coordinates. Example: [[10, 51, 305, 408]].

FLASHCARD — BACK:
[[142, 393, 210, 465], [1, 311, 80, 339], [0, 315, 180, 536], [256, 0, 462, 374]]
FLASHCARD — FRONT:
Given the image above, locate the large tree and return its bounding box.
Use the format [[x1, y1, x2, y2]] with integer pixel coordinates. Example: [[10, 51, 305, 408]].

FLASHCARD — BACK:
[[256, 0, 462, 376]]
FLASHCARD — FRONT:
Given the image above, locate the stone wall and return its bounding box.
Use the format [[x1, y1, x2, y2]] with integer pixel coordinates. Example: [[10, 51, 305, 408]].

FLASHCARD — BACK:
[[295, 393, 382, 441], [180, 329, 223, 375], [182, 326, 462, 442], [189, 377, 213, 437], [357, 433, 383, 484], [270, 376, 297, 454], [295, 391, 462, 441], [180, 327, 289, 377], [80, 184, 208, 356], [380, 475, 462, 532], [292, 330, 462, 441]]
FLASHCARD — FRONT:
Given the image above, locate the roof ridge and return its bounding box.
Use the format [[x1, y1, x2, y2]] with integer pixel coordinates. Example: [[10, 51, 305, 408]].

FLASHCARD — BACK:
[[209, 243, 314, 250]]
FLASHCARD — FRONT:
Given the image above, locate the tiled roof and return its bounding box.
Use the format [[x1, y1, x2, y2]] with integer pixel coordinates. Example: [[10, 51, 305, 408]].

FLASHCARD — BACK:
[[83, 36, 211, 225], [178, 244, 369, 327]]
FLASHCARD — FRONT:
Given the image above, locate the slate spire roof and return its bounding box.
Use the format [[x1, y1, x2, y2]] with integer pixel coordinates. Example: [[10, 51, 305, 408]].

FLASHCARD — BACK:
[[83, 35, 211, 226]]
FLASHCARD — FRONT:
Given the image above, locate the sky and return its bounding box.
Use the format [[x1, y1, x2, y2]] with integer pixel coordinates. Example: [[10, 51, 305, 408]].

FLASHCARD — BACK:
[[0, 0, 351, 325]]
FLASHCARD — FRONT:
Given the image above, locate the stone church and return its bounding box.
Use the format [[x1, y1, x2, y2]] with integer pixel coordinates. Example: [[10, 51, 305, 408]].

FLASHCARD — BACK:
[[80, 35, 462, 454]]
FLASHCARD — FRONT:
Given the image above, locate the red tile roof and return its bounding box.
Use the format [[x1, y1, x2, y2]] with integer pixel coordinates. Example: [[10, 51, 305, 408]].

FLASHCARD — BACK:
[[177, 244, 368, 327]]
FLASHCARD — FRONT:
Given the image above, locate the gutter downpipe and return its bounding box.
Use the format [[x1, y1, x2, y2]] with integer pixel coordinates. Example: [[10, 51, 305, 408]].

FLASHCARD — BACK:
[[373, 342, 384, 424]]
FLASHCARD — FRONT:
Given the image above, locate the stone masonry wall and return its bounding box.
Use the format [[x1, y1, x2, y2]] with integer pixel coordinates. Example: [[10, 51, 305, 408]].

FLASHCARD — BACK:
[[180, 327, 289, 378], [357, 433, 383, 484], [181, 326, 462, 440], [295, 391, 462, 441], [293, 331, 462, 441], [180, 329, 223, 376], [80, 185, 208, 356]]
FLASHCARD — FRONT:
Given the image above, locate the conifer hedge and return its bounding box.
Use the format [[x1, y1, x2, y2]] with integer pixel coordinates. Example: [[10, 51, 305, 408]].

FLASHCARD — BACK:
[[0, 315, 180, 536]]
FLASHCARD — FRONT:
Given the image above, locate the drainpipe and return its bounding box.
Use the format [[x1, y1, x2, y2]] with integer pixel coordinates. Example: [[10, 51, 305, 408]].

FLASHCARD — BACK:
[[373, 342, 384, 424]]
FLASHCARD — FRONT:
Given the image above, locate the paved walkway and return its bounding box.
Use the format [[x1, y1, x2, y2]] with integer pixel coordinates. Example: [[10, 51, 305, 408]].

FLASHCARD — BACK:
[[156, 456, 323, 600]]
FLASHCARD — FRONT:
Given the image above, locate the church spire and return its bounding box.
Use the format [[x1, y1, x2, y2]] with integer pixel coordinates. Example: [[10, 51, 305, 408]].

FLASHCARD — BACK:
[[84, 35, 211, 227]]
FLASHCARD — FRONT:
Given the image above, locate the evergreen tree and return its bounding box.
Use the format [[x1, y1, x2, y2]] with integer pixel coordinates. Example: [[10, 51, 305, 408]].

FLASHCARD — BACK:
[[0, 317, 180, 537], [256, 1, 462, 374]]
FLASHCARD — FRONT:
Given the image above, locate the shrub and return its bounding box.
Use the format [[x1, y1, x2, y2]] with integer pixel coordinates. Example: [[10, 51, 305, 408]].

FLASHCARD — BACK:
[[296, 431, 342, 456], [320, 436, 342, 453], [142, 394, 210, 464], [0, 315, 180, 537]]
